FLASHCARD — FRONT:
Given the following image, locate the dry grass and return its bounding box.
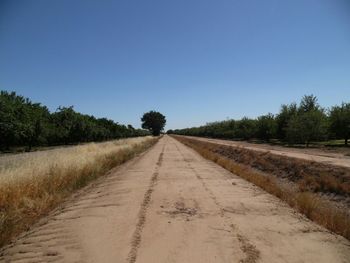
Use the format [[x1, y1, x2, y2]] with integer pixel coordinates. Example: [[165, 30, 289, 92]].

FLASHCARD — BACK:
[[175, 137, 350, 196], [173, 135, 350, 240], [0, 136, 158, 247]]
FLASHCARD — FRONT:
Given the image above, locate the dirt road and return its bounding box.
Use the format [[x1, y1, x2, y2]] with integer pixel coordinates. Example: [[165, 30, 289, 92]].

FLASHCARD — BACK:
[[1, 136, 349, 263], [186, 136, 350, 168]]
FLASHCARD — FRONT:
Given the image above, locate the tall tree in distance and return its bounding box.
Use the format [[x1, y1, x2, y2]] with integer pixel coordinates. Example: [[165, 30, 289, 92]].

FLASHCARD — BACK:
[[141, 111, 166, 136]]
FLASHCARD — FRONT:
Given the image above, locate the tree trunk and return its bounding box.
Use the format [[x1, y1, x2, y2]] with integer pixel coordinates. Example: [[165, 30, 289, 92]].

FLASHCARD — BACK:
[[346, 138, 348, 146]]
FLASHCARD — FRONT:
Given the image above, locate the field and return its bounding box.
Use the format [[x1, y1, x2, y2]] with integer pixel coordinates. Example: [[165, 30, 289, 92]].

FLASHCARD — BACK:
[[188, 136, 350, 167], [0, 136, 157, 247], [1, 136, 349, 263], [2, 1, 350, 261], [173, 135, 350, 239]]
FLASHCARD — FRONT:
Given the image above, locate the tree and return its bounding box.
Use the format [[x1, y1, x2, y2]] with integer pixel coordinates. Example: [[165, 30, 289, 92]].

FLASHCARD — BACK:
[[141, 111, 166, 136], [256, 113, 276, 141], [235, 117, 257, 140], [0, 91, 50, 150], [329, 103, 350, 145], [286, 95, 327, 147], [286, 110, 326, 146], [51, 106, 77, 144], [0, 91, 23, 149], [299, 94, 319, 113], [22, 102, 50, 150], [0, 90, 149, 150], [276, 103, 297, 140]]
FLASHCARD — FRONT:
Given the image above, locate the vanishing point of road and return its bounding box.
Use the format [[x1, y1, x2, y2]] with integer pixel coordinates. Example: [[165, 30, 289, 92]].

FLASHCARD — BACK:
[[1, 136, 349, 263]]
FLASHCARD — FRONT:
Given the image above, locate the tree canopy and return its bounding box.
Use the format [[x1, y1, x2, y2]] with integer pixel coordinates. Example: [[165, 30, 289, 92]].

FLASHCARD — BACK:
[[170, 95, 349, 146], [329, 103, 350, 145], [0, 91, 149, 150], [141, 111, 166, 136]]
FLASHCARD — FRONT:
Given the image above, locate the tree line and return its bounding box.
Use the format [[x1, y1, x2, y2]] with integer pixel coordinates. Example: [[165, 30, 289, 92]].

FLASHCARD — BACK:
[[0, 91, 150, 150], [168, 95, 350, 146]]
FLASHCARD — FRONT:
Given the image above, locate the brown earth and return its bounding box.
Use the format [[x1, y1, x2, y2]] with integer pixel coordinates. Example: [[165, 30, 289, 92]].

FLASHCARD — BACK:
[[1, 136, 349, 262], [187, 136, 350, 168]]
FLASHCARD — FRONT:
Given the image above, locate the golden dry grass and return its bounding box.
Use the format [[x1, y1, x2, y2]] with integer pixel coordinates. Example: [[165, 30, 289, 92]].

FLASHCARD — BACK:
[[0, 136, 158, 247], [173, 135, 350, 240]]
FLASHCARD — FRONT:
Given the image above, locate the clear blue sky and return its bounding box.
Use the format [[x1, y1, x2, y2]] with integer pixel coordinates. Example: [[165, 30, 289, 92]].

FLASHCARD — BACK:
[[1, 0, 350, 130]]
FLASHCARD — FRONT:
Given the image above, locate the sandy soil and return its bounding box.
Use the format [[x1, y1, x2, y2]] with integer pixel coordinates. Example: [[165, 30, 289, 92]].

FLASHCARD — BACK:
[[1, 136, 349, 263], [186, 136, 350, 168]]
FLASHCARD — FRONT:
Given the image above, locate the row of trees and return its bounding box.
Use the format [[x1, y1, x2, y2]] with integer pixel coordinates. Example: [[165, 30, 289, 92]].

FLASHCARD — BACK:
[[0, 91, 150, 150], [168, 95, 350, 146]]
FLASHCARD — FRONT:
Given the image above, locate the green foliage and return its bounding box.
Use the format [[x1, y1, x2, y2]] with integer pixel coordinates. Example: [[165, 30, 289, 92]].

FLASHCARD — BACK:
[[287, 95, 327, 146], [329, 103, 350, 145], [299, 94, 319, 112], [172, 95, 346, 146], [276, 103, 297, 139], [141, 111, 166, 136], [235, 117, 257, 140], [286, 110, 327, 146], [256, 113, 276, 141], [0, 91, 149, 150], [0, 91, 51, 149]]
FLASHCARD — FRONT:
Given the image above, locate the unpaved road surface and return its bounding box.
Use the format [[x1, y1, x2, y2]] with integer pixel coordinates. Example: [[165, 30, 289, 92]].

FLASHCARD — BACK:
[[186, 136, 350, 168], [1, 136, 350, 263]]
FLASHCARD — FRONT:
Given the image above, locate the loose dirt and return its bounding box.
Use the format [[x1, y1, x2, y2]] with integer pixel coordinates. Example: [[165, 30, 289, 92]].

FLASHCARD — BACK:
[[1, 136, 349, 262]]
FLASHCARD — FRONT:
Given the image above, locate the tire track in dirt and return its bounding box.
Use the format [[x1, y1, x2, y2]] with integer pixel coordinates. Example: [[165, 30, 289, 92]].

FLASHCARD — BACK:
[[173, 142, 220, 206], [173, 139, 261, 263], [2, 136, 350, 262], [127, 145, 165, 263], [0, 142, 161, 263], [236, 233, 260, 263]]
